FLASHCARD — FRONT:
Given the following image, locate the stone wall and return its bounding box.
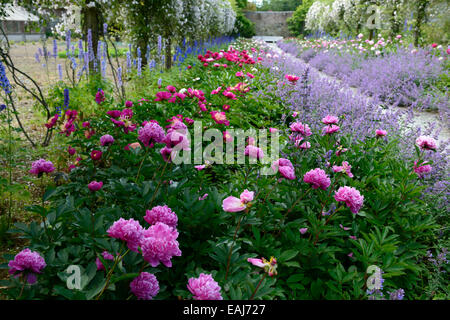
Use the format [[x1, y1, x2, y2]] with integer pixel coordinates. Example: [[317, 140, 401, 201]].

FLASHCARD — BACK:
[[244, 11, 293, 37]]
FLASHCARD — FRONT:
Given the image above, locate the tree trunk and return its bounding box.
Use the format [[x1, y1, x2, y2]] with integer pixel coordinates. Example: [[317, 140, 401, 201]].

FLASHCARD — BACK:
[[414, 0, 428, 47], [137, 34, 149, 67], [165, 37, 172, 70], [82, 6, 101, 73]]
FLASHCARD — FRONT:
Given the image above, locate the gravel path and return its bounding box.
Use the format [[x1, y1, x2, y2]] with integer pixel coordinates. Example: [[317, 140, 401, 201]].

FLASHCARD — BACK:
[[269, 43, 450, 147]]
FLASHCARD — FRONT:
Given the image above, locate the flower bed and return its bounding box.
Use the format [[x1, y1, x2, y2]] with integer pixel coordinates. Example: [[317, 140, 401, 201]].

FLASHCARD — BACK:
[[0, 39, 448, 300]]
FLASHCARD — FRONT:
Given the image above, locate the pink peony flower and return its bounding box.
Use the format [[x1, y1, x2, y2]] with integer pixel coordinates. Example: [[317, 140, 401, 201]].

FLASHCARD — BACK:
[[210, 111, 230, 126], [29, 159, 55, 176], [299, 228, 308, 234], [303, 168, 331, 190], [235, 71, 244, 77], [269, 128, 278, 134], [290, 122, 312, 137], [222, 104, 230, 111], [247, 256, 277, 276], [88, 181, 103, 192], [144, 205, 178, 229], [332, 161, 354, 178], [413, 160, 432, 178], [107, 218, 144, 252], [140, 222, 181, 267], [125, 100, 133, 108], [8, 248, 46, 284], [95, 251, 114, 271], [222, 190, 254, 212], [375, 129, 387, 137], [244, 145, 264, 159], [323, 125, 340, 135], [130, 272, 159, 300], [322, 115, 339, 125], [334, 186, 364, 214], [223, 131, 233, 143], [138, 122, 165, 147], [240, 189, 254, 203], [271, 158, 296, 180], [415, 136, 437, 150], [187, 273, 223, 300], [100, 134, 114, 146]]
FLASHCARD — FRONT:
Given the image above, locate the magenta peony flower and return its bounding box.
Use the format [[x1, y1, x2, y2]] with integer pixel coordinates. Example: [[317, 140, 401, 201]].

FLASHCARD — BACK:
[[107, 110, 122, 118], [68, 146, 76, 156], [271, 158, 296, 180], [130, 272, 159, 300], [8, 248, 46, 284], [95, 89, 105, 104], [154, 91, 172, 102], [140, 222, 181, 267], [138, 122, 165, 147], [29, 159, 55, 176], [244, 145, 264, 159], [303, 168, 331, 190], [100, 134, 114, 146], [284, 74, 299, 83], [144, 205, 178, 229], [322, 115, 339, 125], [88, 181, 103, 192], [45, 114, 59, 129], [187, 273, 223, 300], [334, 186, 364, 214], [375, 129, 387, 137], [413, 160, 432, 178], [90, 150, 102, 161], [160, 146, 173, 162], [95, 251, 114, 271], [125, 100, 133, 108], [107, 218, 144, 252], [415, 136, 437, 150]]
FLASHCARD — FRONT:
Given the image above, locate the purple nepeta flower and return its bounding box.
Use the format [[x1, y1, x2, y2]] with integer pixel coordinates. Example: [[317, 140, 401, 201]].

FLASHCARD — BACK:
[[130, 272, 159, 300], [8, 248, 46, 284], [388, 288, 405, 300]]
